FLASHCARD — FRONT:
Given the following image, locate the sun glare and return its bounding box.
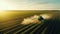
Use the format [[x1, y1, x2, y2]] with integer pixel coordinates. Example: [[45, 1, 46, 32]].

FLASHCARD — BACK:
[[0, 11, 8, 17]]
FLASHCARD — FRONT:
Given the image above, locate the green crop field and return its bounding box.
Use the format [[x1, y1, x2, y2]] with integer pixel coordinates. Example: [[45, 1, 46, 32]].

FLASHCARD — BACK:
[[0, 10, 60, 34]]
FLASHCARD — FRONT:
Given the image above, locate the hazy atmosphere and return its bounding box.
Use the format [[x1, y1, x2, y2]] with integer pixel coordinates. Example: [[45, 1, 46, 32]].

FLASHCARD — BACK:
[[0, 0, 60, 34], [0, 0, 60, 10]]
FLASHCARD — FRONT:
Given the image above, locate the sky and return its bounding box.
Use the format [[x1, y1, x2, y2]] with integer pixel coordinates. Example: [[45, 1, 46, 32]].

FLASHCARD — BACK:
[[0, 0, 60, 10]]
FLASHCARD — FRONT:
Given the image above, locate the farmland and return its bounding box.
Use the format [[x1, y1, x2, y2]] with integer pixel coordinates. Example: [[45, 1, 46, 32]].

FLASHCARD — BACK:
[[0, 10, 60, 34]]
